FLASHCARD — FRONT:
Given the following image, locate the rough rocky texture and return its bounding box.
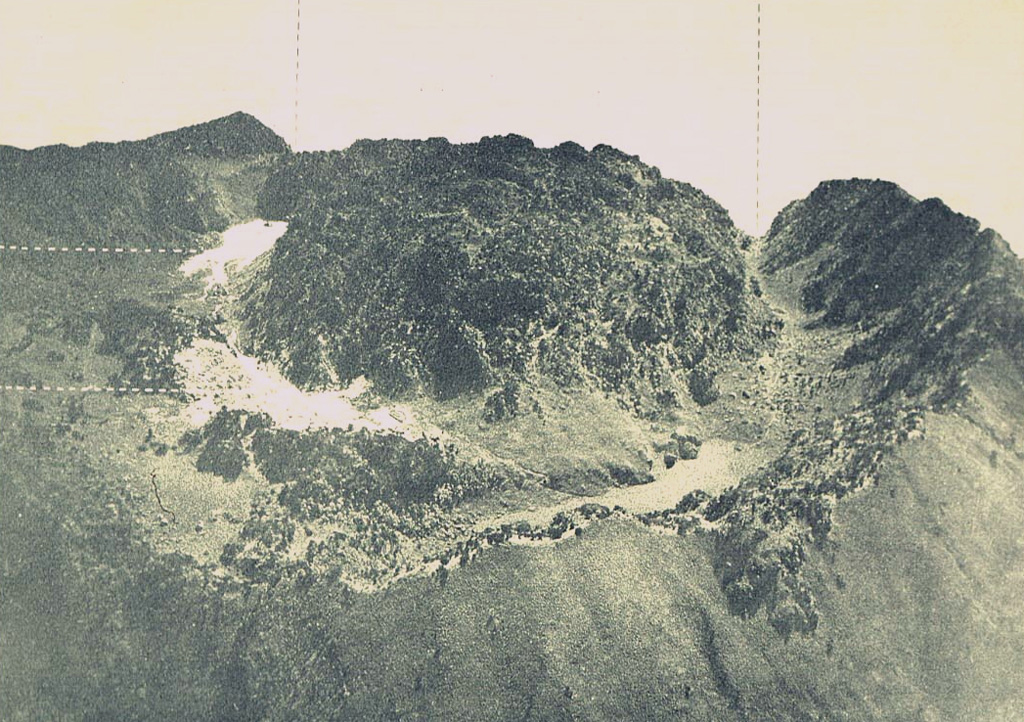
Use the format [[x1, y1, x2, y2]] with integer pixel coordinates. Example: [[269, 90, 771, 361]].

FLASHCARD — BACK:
[[3, 112, 1023, 721], [764, 179, 1024, 406], [242, 136, 772, 413]]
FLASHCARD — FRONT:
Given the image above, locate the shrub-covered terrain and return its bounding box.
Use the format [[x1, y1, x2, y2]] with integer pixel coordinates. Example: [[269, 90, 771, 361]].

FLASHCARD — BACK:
[[0, 112, 287, 246], [0, 394, 241, 721], [252, 426, 522, 517], [3, 111, 1024, 721], [764, 179, 1024, 406], [648, 177, 1024, 652], [647, 402, 925, 639], [177, 407, 530, 586], [242, 137, 773, 413]]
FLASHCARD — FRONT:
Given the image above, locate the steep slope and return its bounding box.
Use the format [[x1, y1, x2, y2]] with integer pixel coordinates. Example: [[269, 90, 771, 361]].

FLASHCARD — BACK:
[[139, 111, 290, 158], [194, 179, 1024, 720], [222, 434, 1024, 722], [763, 179, 1024, 405], [0, 112, 289, 246], [242, 137, 772, 413]]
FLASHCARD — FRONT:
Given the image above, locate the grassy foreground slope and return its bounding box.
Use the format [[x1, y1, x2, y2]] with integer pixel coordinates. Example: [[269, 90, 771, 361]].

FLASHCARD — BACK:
[[223, 384, 1024, 722], [2, 107, 1023, 721], [819, 367, 1024, 721], [4, 375, 1019, 722]]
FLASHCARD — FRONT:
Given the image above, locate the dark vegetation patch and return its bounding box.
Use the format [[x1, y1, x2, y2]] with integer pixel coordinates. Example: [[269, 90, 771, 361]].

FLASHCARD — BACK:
[[97, 301, 224, 389], [0, 397, 244, 721], [251, 426, 523, 518], [243, 136, 774, 414], [176, 408, 530, 585], [179, 407, 272, 481], [0, 112, 287, 246], [0, 253, 200, 392], [544, 461, 652, 491], [647, 403, 924, 639], [483, 379, 522, 422], [6, 294, 222, 391], [764, 179, 1024, 407]]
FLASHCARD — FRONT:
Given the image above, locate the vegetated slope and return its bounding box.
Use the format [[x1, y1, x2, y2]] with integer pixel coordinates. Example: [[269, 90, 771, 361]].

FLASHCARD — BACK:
[[0, 392, 238, 722], [5, 107, 1024, 722], [242, 136, 773, 413], [221, 521, 845, 722], [0, 241, 231, 395], [764, 179, 1024, 405], [817, 360, 1024, 721], [0, 112, 289, 246], [0, 112, 289, 392], [651, 180, 1024, 653], [138, 111, 290, 159]]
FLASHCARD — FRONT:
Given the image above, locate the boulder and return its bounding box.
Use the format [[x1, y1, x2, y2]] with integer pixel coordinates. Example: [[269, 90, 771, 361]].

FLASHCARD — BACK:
[[678, 440, 701, 460], [671, 429, 703, 460], [663, 452, 678, 469], [653, 439, 676, 454], [578, 503, 612, 520]]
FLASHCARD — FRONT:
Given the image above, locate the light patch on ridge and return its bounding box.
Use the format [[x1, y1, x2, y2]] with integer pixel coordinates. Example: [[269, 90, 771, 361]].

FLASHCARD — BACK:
[[180, 219, 288, 291]]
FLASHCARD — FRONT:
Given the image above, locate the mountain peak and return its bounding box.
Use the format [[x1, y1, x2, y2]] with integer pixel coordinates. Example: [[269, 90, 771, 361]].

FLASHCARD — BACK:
[[142, 111, 290, 157], [763, 177, 1024, 404]]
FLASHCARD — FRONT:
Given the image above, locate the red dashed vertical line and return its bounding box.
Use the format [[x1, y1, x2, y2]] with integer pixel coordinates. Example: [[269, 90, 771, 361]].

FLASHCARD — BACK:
[[295, 0, 301, 149]]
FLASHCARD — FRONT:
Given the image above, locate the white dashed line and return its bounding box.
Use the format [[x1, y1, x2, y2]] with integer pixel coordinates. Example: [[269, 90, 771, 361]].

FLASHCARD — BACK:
[[0, 244, 201, 255], [1, 385, 188, 394]]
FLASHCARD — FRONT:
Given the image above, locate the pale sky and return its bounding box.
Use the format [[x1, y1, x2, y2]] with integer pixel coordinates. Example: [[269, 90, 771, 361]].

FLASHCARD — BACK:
[[1, 0, 1022, 254]]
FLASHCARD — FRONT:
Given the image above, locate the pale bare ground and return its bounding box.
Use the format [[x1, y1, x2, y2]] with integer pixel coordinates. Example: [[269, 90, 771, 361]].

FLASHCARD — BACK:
[[179, 219, 288, 290], [174, 338, 415, 434], [474, 438, 746, 531], [176, 220, 429, 438]]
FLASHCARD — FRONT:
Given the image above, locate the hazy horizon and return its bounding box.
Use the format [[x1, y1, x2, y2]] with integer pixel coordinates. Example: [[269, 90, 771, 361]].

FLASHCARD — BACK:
[[1, 0, 1021, 254]]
